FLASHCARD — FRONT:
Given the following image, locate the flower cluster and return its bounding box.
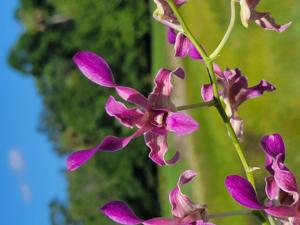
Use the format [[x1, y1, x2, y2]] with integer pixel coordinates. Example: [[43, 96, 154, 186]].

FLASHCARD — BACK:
[[226, 134, 300, 224], [67, 51, 199, 171], [101, 170, 214, 225], [66, 0, 295, 224]]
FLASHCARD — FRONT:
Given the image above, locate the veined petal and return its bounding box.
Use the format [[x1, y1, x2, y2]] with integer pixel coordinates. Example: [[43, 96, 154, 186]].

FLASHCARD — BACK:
[[174, 33, 201, 60], [201, 84, 214, 102], [174, 33, 191, 58], [261, 133, 285, 160], [265, 176, 280, 201], [143, 217, 180, 225], [239, 0, 291, 32], [166, 112, 199, 136], [98, 125, 151, 152], [66, 148, 97, 171], [170, 170, 200, 218], [272, 155, 299, 203], [225, 175, 264, 209], [116, 86, 151, 109], [73, 51, 116, 87], [100, 201, 143, 225], [105, 96, 144, 128], [235, 80, 275, 107], [144, 131, 180, 166], [149, 67, 185, 109], [254, 13, 292, 33]]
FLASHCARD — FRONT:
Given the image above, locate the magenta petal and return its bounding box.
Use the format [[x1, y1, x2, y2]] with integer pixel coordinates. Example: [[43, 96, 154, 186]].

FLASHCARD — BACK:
[[225, 175, 264, 209], [66, 148, 97, 171], [143, 217, 180, 225], [188, 43, 202, 60], [265, 176, 279, 201], [261, 133, 285, 159], [169, 170, 199, 218], [272, 156, 299, 200], [255, 14, 292, 33], [235, 80, 275, 106], [149, 68, 185, 109], [166, 112, 199, 136], [201, 84, 214, 102], [167, 28, 177, 44], [116, 86, 150, 109], [144, 131, 179, 166], [174, 33, 190, 58], [73, 51, 116, 87], [98, 126, 150, 152], [105, 96, 144, 128], [265, 205, 299, 218], [100, 201, 143, 225]]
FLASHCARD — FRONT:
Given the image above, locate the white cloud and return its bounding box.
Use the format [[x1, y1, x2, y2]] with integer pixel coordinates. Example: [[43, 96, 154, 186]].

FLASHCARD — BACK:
[[8, 148, 26, 173], [8, 148, 32, 203], [20, 183, 32, 202]]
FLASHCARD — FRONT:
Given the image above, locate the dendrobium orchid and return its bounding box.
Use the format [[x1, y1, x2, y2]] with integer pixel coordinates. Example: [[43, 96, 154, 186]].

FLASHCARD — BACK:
[[153, 0, 187, 32], [66, 51, 199, 171], [239, 0, 291, 32], [201, 66, 275, 138], [100, 170, 215, 225], [225, 134, 300, 223]]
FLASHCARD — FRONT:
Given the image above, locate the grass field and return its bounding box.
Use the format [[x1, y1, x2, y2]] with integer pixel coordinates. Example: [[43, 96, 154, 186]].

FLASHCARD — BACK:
[[151, 1, 300, 224]]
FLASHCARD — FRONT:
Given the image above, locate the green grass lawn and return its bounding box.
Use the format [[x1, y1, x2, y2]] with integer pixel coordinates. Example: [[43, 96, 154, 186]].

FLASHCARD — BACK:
[[151, 1, 300, 224]]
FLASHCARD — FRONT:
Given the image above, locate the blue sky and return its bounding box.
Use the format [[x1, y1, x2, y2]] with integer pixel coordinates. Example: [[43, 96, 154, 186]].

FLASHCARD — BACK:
[[0, 1, 67, 225]]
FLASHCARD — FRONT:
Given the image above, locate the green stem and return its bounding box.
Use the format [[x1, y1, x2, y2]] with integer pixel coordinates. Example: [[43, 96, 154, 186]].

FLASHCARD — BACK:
[[210, 0, 236, 59], [176, 100, 215, 111], [166, 1, 270, 224]]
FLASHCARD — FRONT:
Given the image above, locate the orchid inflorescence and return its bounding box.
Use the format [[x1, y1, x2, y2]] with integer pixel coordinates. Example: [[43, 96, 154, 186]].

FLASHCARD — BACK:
[[67, 1, 295, 224]]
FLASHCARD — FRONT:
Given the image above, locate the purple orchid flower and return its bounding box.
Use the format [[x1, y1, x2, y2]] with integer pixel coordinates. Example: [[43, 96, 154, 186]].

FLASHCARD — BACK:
[[239, 0, 291, 32], [100, 170, 215, 225], [152, 0, 203, 60], [225, 134, 300, 222], [66, 51, 199, 171], [201, 65, 275, 138], [153, 0, 188, 32]]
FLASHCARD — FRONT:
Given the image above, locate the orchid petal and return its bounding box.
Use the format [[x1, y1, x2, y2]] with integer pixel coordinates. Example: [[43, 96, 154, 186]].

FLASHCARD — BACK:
[[195, 221, 215, 225], [272, 155, 299, 203], [105, 96, 144, 128], [98, 126, 151, 152], [149, 68, 185, 109], [166, 112, 199, 136], [116, 86, 150, 109], [100, 201, 143, 225], [261, 133, 285, 160], [66, 148, 97, 171], [201, 84, 214, 102], [144, 131, 179, 166], [170, 170, 200, 218], [143, 217, 180, 225], [73, 51, 116, 87], [230, 117, 244, 139], [265, 176, 280, 201], [174, 33, 201, 60], [265, 205, 299, 218], [167, 28, 177, 44], [239, 0, 291, 32], [225, 175, 264, 209], [235, 80, 275, 107]]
